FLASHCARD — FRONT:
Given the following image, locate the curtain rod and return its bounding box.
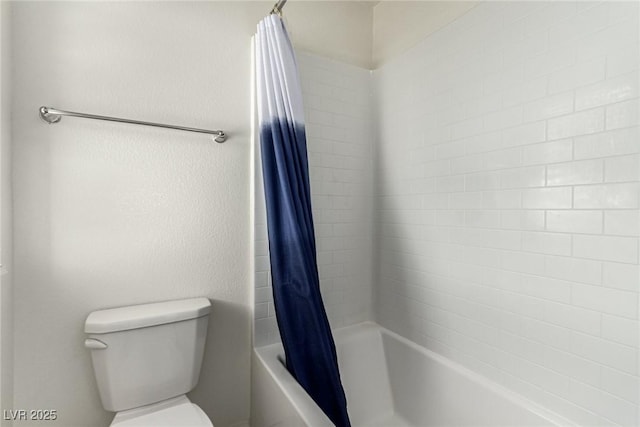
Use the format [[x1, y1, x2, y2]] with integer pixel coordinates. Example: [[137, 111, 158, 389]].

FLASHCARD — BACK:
[[270, 0, 287, 15], [39, 106, 227, 143]]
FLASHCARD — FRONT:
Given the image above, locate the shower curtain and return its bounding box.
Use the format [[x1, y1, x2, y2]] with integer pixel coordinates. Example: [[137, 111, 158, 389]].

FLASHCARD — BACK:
[[255, 14, 351, 427]]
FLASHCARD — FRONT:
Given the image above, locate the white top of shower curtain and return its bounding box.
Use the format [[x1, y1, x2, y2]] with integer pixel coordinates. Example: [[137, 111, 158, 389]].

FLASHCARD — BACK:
[[255, 14, 306, 127]]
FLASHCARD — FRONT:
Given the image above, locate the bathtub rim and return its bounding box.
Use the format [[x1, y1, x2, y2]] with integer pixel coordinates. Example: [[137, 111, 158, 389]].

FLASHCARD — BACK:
[[254, 321, 576, 427], [253, 343, 334, 426]]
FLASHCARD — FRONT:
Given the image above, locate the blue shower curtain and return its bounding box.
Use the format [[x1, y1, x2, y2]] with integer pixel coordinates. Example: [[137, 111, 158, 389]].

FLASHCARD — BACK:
[[255, 15, 351, 427]]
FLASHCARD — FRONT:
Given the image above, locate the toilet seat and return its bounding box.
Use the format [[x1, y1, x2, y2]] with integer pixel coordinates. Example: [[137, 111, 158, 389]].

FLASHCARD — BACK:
[[110, 395, 213, 427]]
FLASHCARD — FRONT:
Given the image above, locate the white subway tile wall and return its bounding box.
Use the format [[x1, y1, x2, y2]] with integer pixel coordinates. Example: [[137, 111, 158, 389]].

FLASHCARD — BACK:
[[254, 52, 373, 347], [374, 2, 639, 426]]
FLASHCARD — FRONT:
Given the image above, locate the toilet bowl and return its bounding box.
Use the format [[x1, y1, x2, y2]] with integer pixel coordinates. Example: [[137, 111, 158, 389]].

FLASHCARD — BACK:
[[84, 298, 214, 427]]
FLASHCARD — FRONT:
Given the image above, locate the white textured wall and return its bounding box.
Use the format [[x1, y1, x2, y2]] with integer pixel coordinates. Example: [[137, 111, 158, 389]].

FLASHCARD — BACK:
[[374, 2, 639, 426], [254, 52, 373, 346], [0, 1, 13, 423], [12, 2, 253, 426], [10, 2, 374, 426], [285, 2, 373, 69]]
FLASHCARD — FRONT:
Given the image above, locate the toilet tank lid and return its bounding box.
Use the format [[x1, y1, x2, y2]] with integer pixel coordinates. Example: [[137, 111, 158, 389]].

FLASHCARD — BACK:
[[85, 298, 211, 334]]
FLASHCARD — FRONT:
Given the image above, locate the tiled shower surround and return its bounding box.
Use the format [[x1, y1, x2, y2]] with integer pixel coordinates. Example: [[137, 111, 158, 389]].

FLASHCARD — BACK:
[[375, 2, 638, 425], [254, 52, 373, 346], [254, 2, 639, 425]]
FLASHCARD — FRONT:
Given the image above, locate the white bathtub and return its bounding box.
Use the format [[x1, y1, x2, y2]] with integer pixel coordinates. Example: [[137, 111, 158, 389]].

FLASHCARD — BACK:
[[251, 322, 571, 427]]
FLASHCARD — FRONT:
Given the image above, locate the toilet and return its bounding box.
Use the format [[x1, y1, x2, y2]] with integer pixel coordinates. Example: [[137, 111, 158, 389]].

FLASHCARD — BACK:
[[84, 298, 214, 426]]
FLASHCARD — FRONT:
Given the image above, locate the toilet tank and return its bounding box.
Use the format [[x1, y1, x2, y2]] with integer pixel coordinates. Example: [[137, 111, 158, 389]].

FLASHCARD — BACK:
[[84, 298, 211, 412]]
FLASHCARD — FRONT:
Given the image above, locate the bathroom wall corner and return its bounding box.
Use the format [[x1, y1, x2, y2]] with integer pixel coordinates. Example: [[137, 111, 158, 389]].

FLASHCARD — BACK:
[[0, 0, 13, 424]]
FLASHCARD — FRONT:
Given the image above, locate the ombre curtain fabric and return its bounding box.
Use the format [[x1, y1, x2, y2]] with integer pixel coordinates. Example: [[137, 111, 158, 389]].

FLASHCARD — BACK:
[[255, 14, 351, 427]]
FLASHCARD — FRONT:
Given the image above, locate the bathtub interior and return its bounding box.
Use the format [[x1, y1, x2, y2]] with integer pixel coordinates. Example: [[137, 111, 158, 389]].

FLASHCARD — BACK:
[[333, 324, 395, 426], [337, 323, 565, 426], [255, 322, 569, 427], [381, 332, 566, 426]]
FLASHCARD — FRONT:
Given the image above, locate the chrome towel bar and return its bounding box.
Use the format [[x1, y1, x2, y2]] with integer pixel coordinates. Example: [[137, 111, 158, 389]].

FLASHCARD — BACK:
[[39, 106, 227, 143]]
